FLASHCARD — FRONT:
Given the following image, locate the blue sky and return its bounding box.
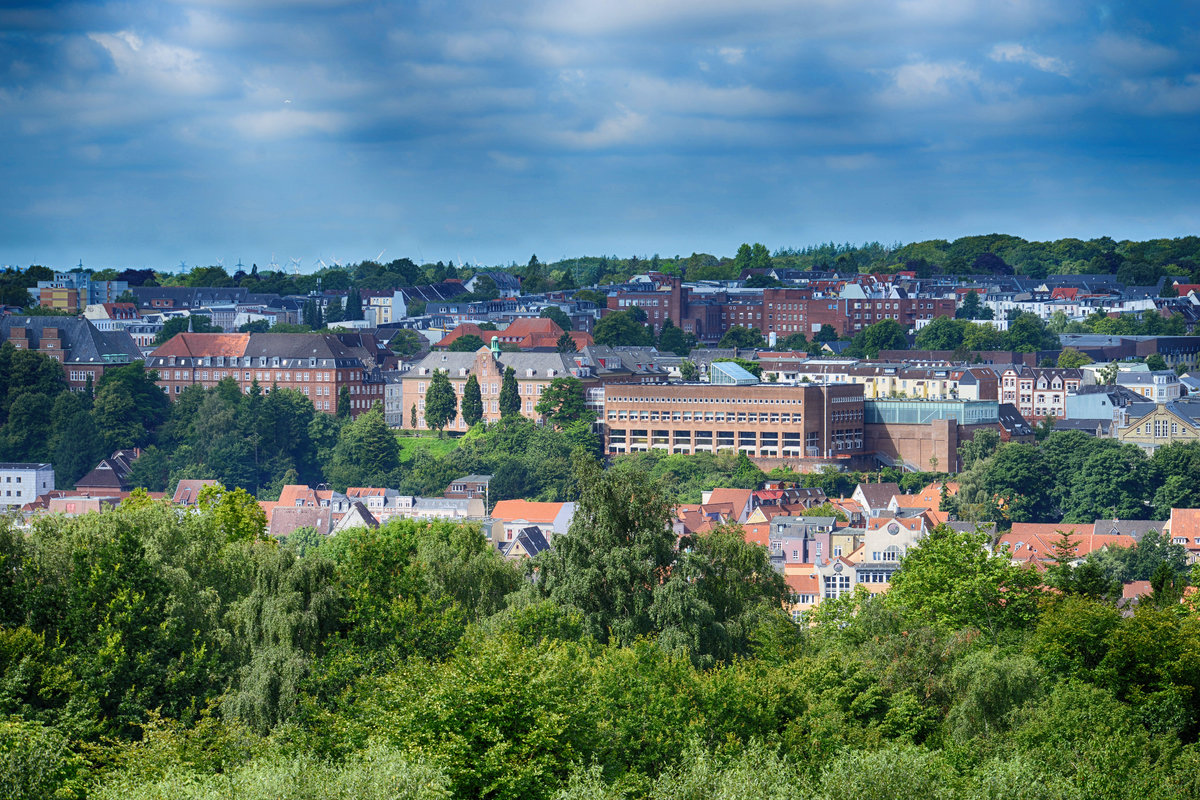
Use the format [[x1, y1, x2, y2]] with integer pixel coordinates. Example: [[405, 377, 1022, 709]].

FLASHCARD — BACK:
[[2, 0, 1198, 271]]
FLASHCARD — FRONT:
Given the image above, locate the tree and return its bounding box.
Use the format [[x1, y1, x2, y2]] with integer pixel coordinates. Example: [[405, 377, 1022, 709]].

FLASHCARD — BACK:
[[196, 483, 269, 542], [679, 360, 699, 382], [327, 405, 401, 487], [534, 377, 587, 427], [92, 361, 170, 452], [886, 524, 1043, 637], [1057, 348, 1093, 368], [1062, 445, 1153, 523], [657, 318, 696, 356], [717, 326, 765, 350], [593, 309, 654, 347], [956, 290, 989, 320], [1146, 353, 1168, 372], [344, 289, 364, 320], [153, 314, 220, 344], [448, 334, 485, 352], [652, 524, 789, 666], [540, 306, 572, 332], [461, 374, 484, 426], [388, 328, 425, 359], [324, 296, 344, 323], [555, 331, 577, 353], [914, 316, 965, 351], [410, 403, 418, 429], [499, 366, 520, 418], [848, 318, 908, 357], [423, 370, 457, 432], [337, 384, 352, 418], [1005, 312, 1058, 353], [814, 324, 839, 343], [532, 455, 677, 644]]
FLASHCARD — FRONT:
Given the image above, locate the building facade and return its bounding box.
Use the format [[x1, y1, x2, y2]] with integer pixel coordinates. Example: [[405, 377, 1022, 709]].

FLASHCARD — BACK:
[[603, 382, 865, 460], [147, 332, 388, 416], [0, 463, 54, 507]]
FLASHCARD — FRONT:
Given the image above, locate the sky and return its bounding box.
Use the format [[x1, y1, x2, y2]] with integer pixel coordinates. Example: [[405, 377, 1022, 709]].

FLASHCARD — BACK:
[[1, 1, 1199, 272]]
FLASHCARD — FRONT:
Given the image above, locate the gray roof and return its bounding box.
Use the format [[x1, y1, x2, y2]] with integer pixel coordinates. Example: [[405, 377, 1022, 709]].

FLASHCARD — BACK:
[[1091, 519, 1162, 540], [1053, 418, 1113, 436], [0, 462, 51, 470], [1127, 398, 1200, 425], [0, 316, 142, 365]]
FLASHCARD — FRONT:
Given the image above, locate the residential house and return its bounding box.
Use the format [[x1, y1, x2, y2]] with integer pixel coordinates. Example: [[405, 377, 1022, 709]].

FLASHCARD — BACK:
[[75, 450, 139, 494], [1117, 399, 1200, 451], [490, 499, 576, 543], [851, 482, 901, 517], [999, 367, 1083, 421], [1163, 509, 1200, 564], [0, 316, 142, 390], [500, 527, 551, 560], [172, 479, 219, 506]]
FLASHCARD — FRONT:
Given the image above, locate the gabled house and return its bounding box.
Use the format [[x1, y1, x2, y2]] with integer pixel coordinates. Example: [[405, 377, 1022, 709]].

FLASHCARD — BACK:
[[851, 482, 901, 517], [500, 526, 551, 559], [75, 450, 139, 494], [490, 499, 576, 543], [172, 479, 219, 506]]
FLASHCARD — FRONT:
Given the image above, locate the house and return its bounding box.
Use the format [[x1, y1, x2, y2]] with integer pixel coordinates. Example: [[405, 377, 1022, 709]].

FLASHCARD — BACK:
[[701, 488, 755, 524], [1117, 399, 1200, 451], [999, 523, 1132, 566], [330, 501, 380, 535], [172, 479, 219, 506], [1163, 509, 1200, 563], [490, 499, 576, 542], [0, 463, 55, 508], [267, 506, 334, 539], [445, 474, 491, 500], [784, 566, 821, 620], [75, 450, 139, 494], [999, 366, 1082, 421], [851, 482, 901, 517], [48, 496, 122, 516], [500, 526, 551, 559]]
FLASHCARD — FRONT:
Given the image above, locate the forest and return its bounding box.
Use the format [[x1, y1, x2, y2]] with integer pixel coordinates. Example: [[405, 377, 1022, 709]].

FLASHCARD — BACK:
[[5, 458, 1200, 800]]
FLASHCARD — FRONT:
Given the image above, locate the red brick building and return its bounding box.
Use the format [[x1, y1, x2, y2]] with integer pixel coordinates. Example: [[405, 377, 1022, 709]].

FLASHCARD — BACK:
[[147, 332, 388, 416]]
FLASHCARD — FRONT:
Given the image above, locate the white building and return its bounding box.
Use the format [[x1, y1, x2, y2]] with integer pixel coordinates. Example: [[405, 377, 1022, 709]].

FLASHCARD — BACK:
[[0, 463, 54, 507]]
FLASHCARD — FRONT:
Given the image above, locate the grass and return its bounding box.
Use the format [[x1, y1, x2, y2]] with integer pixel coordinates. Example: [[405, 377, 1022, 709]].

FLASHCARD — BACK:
[[395, 431, 462, 463]]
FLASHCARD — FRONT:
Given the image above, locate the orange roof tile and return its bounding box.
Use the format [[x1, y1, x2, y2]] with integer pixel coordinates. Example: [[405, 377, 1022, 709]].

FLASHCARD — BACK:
[[151, 332, 251, 358], [491, 499, 565, 524], [435, 323, 486, 349]]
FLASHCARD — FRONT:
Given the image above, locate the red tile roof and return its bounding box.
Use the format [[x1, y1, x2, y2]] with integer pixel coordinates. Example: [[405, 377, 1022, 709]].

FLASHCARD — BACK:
[[151, 332, 250, 358], [491, 499, 566, 524]]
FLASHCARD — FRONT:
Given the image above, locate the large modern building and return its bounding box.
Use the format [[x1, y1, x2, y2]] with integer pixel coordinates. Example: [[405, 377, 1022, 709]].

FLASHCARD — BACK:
[[602, 381, 865, 461]]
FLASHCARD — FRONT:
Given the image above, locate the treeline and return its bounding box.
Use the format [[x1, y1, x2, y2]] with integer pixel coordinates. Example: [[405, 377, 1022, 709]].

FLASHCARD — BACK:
[[8, 464, 1200, 799], [950, 429, 1200, 524]]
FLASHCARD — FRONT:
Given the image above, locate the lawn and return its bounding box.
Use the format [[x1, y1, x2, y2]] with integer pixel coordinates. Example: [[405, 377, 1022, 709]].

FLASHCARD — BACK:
[[395, 432, 463, 463]]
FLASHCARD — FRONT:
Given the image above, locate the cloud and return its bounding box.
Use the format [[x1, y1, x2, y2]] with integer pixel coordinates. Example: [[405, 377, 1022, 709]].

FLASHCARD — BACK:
[[888, 61, 980, 100], [989, 43, 1070, 77], [87, 30, 224, 96]]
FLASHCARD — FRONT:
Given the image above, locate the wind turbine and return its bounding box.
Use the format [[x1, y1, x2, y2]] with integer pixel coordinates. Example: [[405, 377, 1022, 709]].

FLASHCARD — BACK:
[[375, 249, 386, 263], [268, 253, 279, 272], [216, 257, 225, 268], [289, 257, 302, 276], [315, 258, 329, 270]]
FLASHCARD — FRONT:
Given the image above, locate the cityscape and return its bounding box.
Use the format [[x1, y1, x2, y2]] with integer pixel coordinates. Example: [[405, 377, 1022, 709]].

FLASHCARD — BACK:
[[4, 0, 1200, 797]]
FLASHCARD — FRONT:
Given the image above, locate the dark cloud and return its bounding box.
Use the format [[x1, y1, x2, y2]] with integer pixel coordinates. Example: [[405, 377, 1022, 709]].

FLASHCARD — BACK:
[[0, 0, 1197, 269]]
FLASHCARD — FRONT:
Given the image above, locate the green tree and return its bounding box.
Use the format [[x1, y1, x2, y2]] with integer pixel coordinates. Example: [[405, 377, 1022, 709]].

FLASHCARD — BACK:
[[556, 331, 577, 353], [532, 455, 676, 644], [956, 290, 991, 320], [656, 318, 695, 356], [914, 316, 965, 351], [540, 306, 572, 332], [1005, 312, 1058, 352], [389, 328, 425, 359], [652, 524, 790, 666], [324, 296, 344, 323], [1146, 353, 1169, 372], [499, 366, 520, 418], [1057, 347, 1093, 368], [814, 324, 839, 343], [593, 310, 654, 347], [461, 374, 484, 426], [153, 314, 221, 344], [886, 524, 1043, 638], [196, 483, 269, 542], [344, 289, 364, 320], [847, 318, 908, 357], [1061, 445, 1153, 522], [717, 326, 765, 350], [337, 385, 351, 418], [679, 359, 699, 382], [423, 370, 457, 433], [448, 334, 485, 352], [327, 405, 402, 488], [534, 377, 587, 427]]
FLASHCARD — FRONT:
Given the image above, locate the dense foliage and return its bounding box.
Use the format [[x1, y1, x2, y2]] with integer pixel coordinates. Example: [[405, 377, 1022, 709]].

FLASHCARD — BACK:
[[7, 478, 1200, 800]]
